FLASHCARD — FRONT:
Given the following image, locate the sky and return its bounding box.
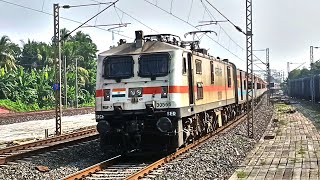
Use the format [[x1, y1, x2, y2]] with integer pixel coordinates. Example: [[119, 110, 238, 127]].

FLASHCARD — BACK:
[[1, 0, 320, 78]]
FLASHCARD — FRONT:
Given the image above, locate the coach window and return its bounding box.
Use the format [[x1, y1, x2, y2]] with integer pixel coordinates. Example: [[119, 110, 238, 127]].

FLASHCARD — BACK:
[[196, 60, 202, 74], [197, 82, 203, 99], [210, 61, 214, 84], [257, 83, 261, 89], [182, 57, 187, 74], [227, 66, 231, 87]]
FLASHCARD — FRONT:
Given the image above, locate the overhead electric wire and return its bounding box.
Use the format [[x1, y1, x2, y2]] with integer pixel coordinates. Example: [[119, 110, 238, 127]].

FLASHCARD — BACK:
[[64, 0, 120, 39], [203, 0, 245, 35], [88, 0, 159, 33], [200, 1, 243, 52], [200, 0, 267, 70], [143, 0, 245, 63], [114, 6, 159, 33], [91, 0, 267, 75], [187, 0, 194, 22], [0, 0, 132, 39]]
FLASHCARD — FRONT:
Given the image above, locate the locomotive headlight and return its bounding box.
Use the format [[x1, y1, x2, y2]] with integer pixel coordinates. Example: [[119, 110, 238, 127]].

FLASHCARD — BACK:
[[128, 88, 143, 97], [104, 89, 111, 101], [156, 117, 172, 133]]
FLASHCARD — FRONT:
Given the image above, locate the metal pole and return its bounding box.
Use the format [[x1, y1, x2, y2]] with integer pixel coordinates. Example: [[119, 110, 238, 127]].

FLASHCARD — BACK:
[[75, 58, 78, 108], [311, 75, 315, 103], [287, 62, 290, 78], [64, 56, 67, 109], [266, 48, 270, 105], [246, 0, 254, 138], [310, 46, 314, 69], [53, 4, 62, 136]]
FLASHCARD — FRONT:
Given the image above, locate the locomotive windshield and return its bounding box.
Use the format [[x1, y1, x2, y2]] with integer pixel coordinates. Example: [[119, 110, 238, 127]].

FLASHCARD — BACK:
[[104, 56, 133, 79], [139, 53, 169, 78]]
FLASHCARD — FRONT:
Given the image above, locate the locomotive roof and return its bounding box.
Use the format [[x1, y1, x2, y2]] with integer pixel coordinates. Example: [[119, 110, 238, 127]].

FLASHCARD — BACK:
[[98, 41, 186, 57]]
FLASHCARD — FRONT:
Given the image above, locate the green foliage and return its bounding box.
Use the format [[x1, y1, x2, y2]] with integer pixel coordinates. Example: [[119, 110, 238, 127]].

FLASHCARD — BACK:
[[288, 61, 320, 80], [298, 148, 305, 155], [0, 36, 20, 71], [288, 69, 301, 79], [0, 29, 97, 112], [0, 99, 40, 112], [236, 170, 247, 179]]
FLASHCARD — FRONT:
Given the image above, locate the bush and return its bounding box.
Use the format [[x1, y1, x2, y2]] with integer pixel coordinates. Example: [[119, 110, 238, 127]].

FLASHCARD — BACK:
[[0, 99, 41, 112]]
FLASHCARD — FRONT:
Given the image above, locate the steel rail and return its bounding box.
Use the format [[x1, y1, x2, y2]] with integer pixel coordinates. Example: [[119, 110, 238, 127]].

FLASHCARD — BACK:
[[62, 155, 122, 180], [126, 97, 265, 180], [0, 128, 98, 165], [125, 114, 247, 180], [62, 96, 266, 180]]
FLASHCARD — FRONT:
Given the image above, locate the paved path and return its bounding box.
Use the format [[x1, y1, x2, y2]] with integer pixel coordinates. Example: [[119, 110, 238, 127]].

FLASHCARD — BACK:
[[229, 104, 320, 180], [0, 113, 95, 144]]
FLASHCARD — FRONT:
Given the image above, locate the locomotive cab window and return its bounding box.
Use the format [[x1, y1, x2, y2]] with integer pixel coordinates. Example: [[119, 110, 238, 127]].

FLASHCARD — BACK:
[[227, 66, 231, 87], [197, 82, 203, 99], [210, 61, 214, 84], [104, 56, 134, 79], [139, 53, 169, 78], [196, 60, 202, 74]]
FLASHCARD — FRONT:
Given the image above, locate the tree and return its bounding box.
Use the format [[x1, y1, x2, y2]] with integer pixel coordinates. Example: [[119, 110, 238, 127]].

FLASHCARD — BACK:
[[0, 32, 98, 111], [299, 68, 310, 78], [0, 36, 20, 71], [19, 40, 53, 70], [288, 69, 301, 80]]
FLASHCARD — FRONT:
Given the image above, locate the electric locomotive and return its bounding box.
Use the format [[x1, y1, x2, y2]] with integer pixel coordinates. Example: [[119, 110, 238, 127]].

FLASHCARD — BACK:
[[95, 30, 267, 153]]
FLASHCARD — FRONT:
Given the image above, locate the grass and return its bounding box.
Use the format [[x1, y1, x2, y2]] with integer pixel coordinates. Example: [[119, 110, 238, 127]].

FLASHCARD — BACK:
[[0, 99, 94, 112], [298, 148, 306, 155], [276, 103, 291, 112], [279, 120, 287, 126], [275, 129, 282, 136], [0, 99, 42, 112], [260, 160, 266, 165], [290, 158, 298, 163], [237, 170, 247, 179]]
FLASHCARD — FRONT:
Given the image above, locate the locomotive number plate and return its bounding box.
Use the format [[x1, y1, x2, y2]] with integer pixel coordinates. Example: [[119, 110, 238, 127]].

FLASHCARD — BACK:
[[156, 102, 171, 108]]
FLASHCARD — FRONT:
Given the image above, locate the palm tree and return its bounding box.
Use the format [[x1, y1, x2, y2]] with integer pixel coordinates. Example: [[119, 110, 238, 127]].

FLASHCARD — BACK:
[[72, 31, 92, 43], [60, 28, 71, 42], [0, 36, 20, 71]]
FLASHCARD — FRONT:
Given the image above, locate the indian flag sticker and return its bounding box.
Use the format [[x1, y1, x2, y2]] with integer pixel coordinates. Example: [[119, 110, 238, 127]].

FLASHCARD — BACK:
[[112, 88, 126, 97]]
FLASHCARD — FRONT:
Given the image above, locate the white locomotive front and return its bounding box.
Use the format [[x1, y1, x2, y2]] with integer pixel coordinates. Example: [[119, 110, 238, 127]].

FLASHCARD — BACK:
[[96, 31, 189, 152]]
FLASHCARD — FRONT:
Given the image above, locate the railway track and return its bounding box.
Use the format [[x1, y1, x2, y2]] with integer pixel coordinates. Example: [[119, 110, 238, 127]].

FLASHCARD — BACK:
[[62, 98, 265, 180], [0, 107, 94, 119], [0, 127, 98, 165]]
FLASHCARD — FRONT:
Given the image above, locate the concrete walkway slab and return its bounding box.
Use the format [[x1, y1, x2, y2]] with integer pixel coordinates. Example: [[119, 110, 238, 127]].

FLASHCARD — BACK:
[[229, 104, 320, 180]]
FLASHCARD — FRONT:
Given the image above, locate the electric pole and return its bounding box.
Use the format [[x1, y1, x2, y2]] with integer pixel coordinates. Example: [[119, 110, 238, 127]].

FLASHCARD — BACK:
[[266, 48, 270, 105], [75, 58, 78, 108], [310, 46, 314, 69], [246, 0, 254, 138], [53, 4, 62, 136], [64, 56, 67, 108], [310, 46, 316, 103]]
